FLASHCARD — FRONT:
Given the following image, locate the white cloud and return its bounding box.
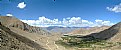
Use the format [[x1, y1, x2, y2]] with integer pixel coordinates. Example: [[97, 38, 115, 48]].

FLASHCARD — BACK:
[[17, 2, 26, 9], [69, 17, 82, 24], [81, 20, 94, 27], [107, 3, 121, 13], [95, 19, 103, 23], [94, 19, 114, 27], [21, 16, 114, 27], [6, 14, 13, 16], [21, 20, 36, 26]]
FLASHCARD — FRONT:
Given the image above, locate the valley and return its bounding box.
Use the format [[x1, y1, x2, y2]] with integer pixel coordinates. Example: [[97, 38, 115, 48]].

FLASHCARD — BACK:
[[1, 0, 121, 50], [0, 16, 121, 50]]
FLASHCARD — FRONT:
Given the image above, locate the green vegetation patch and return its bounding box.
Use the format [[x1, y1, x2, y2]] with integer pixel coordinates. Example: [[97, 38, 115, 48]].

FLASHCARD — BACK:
[[56, 35, 120, 49]]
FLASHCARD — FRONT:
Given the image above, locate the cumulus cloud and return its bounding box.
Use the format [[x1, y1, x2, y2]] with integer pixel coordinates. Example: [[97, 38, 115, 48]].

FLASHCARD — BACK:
[[81, 20, 94, 27], [107, 3, 121, 13], [21, 16, 114, 27], [94, 19, 114, 27], [69, 17, 82, 24], [17, 2, 26, 9], [6, 14, 13, 16]]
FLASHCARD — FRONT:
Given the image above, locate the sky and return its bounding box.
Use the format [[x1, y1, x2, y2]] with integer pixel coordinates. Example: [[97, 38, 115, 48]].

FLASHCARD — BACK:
[[0, 0, 121, 27]]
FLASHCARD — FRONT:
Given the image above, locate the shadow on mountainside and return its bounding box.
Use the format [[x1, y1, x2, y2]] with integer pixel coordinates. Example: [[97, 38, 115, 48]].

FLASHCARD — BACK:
[[81, 22, 120, 41], [0, 22, 46, 50]]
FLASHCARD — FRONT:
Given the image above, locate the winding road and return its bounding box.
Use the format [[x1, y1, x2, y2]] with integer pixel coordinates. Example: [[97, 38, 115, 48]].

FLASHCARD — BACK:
[[46, 38, 52, 50], [46, 37, 60, 50], [54, 41, 59, 49]]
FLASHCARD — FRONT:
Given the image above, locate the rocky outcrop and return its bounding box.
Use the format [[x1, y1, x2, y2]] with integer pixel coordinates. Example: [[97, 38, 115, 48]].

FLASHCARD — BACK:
[[0, 22, 46, 50], [0, 16, 49, 35]]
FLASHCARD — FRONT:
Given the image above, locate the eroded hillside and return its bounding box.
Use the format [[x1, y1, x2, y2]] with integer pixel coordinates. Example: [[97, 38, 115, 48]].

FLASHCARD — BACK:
[[0, 22, 46, 50], [0, 16, 49, 35], [69, 26, 110, 35]]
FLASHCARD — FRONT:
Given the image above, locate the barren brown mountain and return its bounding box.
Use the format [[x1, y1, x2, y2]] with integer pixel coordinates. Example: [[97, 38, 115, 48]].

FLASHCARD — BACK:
[[0, 16, 49, 35], [0, 22, 46, 50], [86, 22, 121, 42], [69, 26, 110, 35], [0, 16, 66, 50]]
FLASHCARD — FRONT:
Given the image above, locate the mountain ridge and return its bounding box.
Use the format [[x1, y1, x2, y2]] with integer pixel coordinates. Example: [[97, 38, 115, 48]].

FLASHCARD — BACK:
[[68, 26, 110, 35], [85, 22, 121, 42], [0, 16, 49, 35], [0, 22, 46, 50]]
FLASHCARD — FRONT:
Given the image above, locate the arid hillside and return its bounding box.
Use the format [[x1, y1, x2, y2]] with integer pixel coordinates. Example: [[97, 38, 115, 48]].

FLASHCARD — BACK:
[[0, 16, 66, 50], [86, 22, 121, 42], [0, 22, 46, 50], [0, 16, 49, 35], [69, 26, 110, 35]]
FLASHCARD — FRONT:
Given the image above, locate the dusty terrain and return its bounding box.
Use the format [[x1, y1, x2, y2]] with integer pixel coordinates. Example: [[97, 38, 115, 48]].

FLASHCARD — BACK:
[[0, 16, 66, 50], [9, 27, 66, 50], [0, 23, 46, 50], [1, 16, 121, 50]]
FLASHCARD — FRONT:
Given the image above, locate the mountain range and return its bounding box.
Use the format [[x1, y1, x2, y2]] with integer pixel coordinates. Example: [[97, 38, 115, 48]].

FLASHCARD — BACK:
[[0, 16, 121, 50]]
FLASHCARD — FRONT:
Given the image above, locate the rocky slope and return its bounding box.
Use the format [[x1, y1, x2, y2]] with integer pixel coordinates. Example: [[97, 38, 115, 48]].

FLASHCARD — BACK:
[[0, 16, 66, 50], [0, 22, 46, 50], [0, 16, 49, 35], [86, 22, 121, 42], [69, 26, 110, 35]]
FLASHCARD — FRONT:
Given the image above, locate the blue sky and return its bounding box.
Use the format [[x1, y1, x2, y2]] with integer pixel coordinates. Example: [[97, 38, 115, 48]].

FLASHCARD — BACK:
[[0, 0, 121, 27]]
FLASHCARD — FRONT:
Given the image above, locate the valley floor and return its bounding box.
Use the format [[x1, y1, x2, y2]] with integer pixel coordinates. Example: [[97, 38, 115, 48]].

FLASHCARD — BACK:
[[9, 27, 67, 50], [3, 25, 121, 50]]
